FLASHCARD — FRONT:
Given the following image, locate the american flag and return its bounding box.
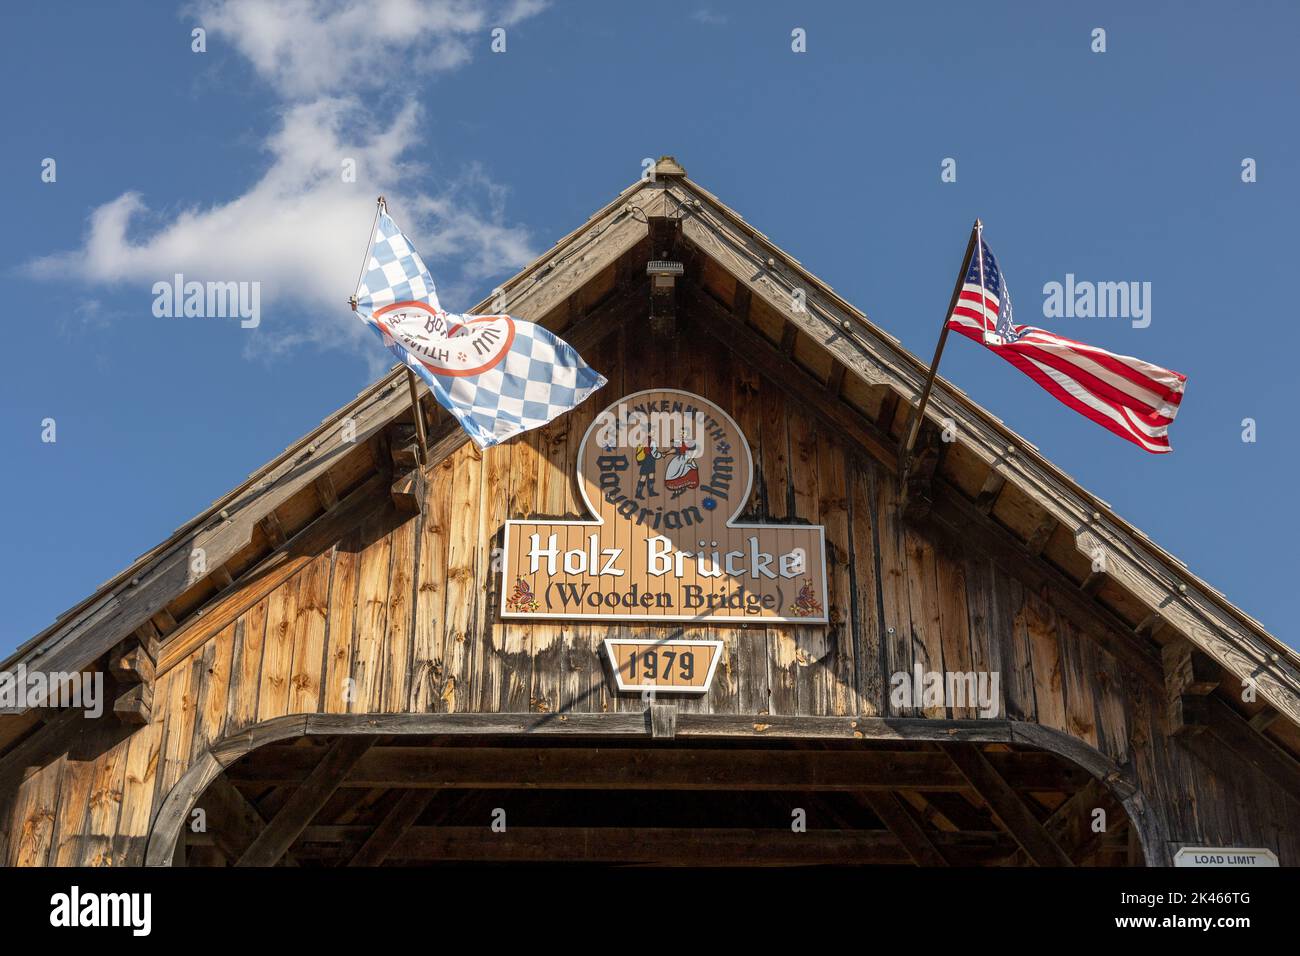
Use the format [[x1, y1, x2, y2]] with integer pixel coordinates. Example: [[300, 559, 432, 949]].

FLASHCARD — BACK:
[[946, 235, 1187, 453]]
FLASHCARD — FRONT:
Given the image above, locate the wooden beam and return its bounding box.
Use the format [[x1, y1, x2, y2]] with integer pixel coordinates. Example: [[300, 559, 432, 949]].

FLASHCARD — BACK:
[[347, 789, 436, 867], [112, 683, 152, 725], [974, 470, 1007, 515], [259, 512, 287, 549], [1136, 612, 1166, 642], [861, 791, 948, 866], [876, 390, 900, 435], [901, 421, 942, 521], [152, 608, 177, 635], [236, 737, 375, 867], [209, 565, 234, 592], [390, 469, 424, 516], [940, 743, 1074, 867], [731, 284, 752, 320], [109, 639, 155, 686], [313, 473, 338, 512], [779, 321, 798, 354], [648, 703, 677, 739], [108, 635, 156, 725], [1163, 639, 1219, 737], [1249, 706, 1280, 733], [227, 745, 1085, 793], [296, 826, 1015, 866], [825, 361, 847, 398], [1080, 569, 1107, 596], [1024, 513, 1058, 557]]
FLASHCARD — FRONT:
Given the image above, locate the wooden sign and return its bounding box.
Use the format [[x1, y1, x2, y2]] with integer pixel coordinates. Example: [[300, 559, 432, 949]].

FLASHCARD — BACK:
[[1172, 847, 1279, 867], [604, 639, 724, 695], [501, 388, 828, 624]]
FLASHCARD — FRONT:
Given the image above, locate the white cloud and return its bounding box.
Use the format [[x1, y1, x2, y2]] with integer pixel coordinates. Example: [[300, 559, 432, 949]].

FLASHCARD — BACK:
[[27, 0, 547, 363], [690, 8, 727, 26], [193, 0, 547, 99]]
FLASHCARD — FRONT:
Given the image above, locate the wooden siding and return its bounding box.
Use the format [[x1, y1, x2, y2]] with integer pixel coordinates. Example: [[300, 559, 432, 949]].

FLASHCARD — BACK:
[[0, 326, 1295, 866]]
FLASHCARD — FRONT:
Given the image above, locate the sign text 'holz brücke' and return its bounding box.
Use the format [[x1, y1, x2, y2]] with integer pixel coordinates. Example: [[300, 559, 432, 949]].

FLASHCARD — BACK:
[[501, 388, 828, 624]]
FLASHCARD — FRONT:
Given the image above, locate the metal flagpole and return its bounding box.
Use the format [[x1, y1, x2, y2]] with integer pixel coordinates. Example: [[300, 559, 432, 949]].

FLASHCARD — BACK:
[[900, 218, 982, 482], [351, 196, 430, 465]]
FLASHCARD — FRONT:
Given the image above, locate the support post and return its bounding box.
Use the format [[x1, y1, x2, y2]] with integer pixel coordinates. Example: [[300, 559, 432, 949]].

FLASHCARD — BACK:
[[405, 368, 429, 465]]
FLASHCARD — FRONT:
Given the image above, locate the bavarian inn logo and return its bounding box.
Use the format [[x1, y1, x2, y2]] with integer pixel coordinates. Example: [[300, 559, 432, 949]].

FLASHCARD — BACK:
[[500, 388, 828, 623], [373, 300, 515, 376]]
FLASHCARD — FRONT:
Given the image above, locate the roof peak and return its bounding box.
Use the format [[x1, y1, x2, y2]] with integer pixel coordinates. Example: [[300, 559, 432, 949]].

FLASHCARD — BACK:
[[653, 155, 686, 178]]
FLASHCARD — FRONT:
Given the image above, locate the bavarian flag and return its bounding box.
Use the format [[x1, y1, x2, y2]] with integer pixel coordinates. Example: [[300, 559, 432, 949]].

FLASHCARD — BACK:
[[352, 203, 606, 447]]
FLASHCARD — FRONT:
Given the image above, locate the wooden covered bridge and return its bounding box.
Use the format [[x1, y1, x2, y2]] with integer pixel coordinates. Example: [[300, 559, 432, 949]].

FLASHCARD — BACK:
[[2, 158, 1297, 867]]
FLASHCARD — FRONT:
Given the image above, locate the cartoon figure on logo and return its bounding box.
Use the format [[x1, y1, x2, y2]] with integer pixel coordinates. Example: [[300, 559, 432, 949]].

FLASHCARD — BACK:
[[634, 442, 661, 500], [788, 579, 823, 618], [663, 439, 703, 499], [505, 578, 540, 613]]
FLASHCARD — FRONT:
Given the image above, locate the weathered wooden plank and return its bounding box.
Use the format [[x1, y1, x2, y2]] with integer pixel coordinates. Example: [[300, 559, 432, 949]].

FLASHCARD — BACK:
[[441, 443, 483, 714], [186, 631, 227, 761], [1058, 618, 1100, 748], [255, 567, 300, 723], [847, 462, 884, 716], [903, 526, 946, 718], [875, 473, 915, 716], [381, 515, 417, 712], [934, 537, 975, 719], [805, 404, 845, 715], [287, 551, 332, 715], [322, 540, 359, 714], [113, 685, 167, 865], [50, 742, 97, 866], [411, 462, 449, 712], [9, 755, 64, 865], [351, 510, 395, 714], [1024, 589, 1068, 735], [224, 598, 269, 734]]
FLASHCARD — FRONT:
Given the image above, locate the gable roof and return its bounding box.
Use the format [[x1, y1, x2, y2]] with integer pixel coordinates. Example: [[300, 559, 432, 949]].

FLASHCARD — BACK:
[[6, 158, 1299, 751]]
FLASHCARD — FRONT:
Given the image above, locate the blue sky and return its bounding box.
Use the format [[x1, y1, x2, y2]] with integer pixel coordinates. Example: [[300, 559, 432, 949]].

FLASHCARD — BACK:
[[1, 0, 1296, 655]]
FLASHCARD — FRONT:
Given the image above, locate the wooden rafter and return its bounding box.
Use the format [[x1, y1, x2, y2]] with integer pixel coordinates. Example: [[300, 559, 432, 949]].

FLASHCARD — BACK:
[[346, 789, 437, 867], [860, 791, 948, 866], [940, 743, 1073, 867], [235, 737, 375, 867]]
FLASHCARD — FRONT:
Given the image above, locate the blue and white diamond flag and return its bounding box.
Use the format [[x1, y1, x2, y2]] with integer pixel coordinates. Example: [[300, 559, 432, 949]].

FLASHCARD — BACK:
[[352, 205, 606, 448]]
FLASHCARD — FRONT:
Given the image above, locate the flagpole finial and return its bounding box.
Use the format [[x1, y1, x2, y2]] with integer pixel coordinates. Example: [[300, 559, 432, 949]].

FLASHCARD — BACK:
[[974, 218, 983, 229], [377, 195, 386, 209]]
